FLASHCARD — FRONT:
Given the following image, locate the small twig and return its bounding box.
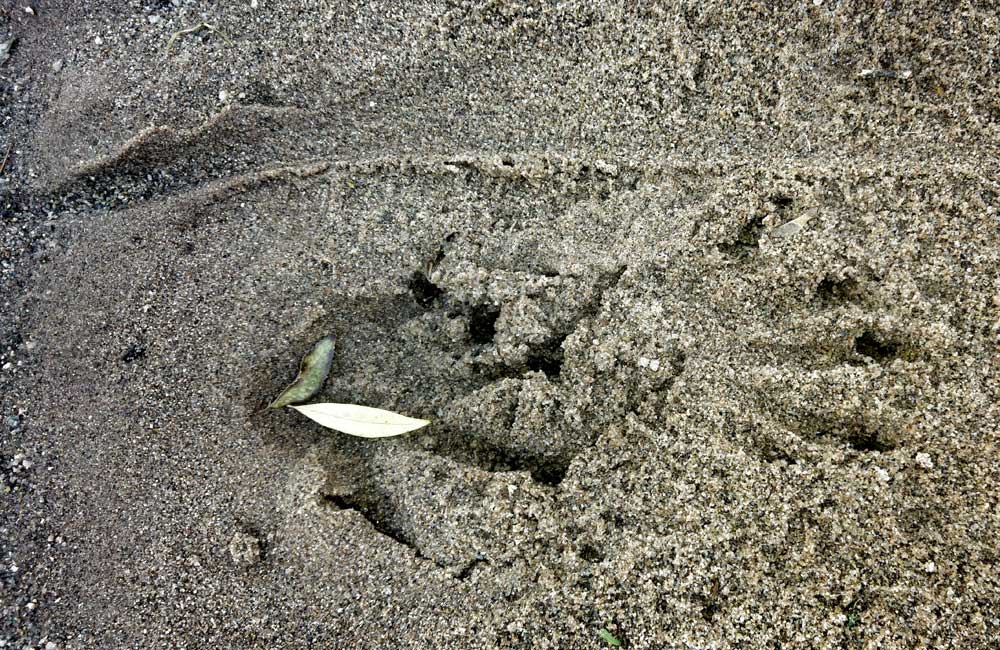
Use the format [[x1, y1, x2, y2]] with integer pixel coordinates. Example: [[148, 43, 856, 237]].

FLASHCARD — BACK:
[[0, 142, 13, 176], [248, 403, 269, 419], [165, 22, 233, 55]]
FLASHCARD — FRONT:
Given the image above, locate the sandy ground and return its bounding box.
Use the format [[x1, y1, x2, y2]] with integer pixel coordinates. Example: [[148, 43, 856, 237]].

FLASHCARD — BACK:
[[2, 1, 999, 648]]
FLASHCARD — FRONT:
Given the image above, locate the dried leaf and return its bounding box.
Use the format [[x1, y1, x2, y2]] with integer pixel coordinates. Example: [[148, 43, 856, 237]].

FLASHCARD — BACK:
[[771, 208, 817, 238], [0, 38, 17, 66], [290, 403, 430, 438], [268, 336, 336, 408]]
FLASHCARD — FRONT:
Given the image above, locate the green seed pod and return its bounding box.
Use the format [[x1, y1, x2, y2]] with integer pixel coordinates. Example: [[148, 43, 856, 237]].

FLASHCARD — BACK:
[[268, 335, 336, 409]]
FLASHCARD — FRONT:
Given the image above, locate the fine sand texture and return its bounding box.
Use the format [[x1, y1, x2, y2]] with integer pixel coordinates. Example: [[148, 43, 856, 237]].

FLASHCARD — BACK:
[[2, 1, 999, 648]]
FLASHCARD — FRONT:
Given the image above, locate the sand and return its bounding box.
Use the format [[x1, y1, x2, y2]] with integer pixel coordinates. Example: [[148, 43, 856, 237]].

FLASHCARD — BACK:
[[2, 1, 999, 648]]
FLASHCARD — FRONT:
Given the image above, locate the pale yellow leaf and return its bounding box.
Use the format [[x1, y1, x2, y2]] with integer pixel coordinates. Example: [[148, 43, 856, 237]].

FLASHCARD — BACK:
[[290, 403, 430, 438]]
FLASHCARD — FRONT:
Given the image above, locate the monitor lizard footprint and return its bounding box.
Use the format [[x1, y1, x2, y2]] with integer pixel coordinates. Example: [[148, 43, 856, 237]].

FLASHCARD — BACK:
[[255, 249, 635, 573]]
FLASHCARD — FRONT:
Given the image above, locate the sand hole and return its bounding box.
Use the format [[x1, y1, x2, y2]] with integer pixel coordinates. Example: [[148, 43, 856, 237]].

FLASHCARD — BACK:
[[409, 270, 444, 307], [524, 349, 564, 378], [720, 214, 766, 259], [468, 304, 501, 344], [846, 429, 895, 453], [816, 276, 862, 305], [578, 543, 605, 563], [853, 331, 899, 363], [770, 194, 794, 209], [121, 343, 146, 363]]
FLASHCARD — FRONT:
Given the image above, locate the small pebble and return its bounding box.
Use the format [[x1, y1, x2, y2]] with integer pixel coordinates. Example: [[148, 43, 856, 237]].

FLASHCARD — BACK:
[[924, 561, 937, 573], [51, 60, 63, 72], [94, 35, 104, 45], [638, 357, 649, 368], [648, 358, 661, 372], [915, 452, 934, 469], [228, 531, 261, 567]]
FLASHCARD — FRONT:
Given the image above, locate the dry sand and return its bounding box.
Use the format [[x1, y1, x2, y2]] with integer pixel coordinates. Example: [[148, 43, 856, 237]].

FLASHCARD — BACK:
[[2, 1, 999, 648]]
